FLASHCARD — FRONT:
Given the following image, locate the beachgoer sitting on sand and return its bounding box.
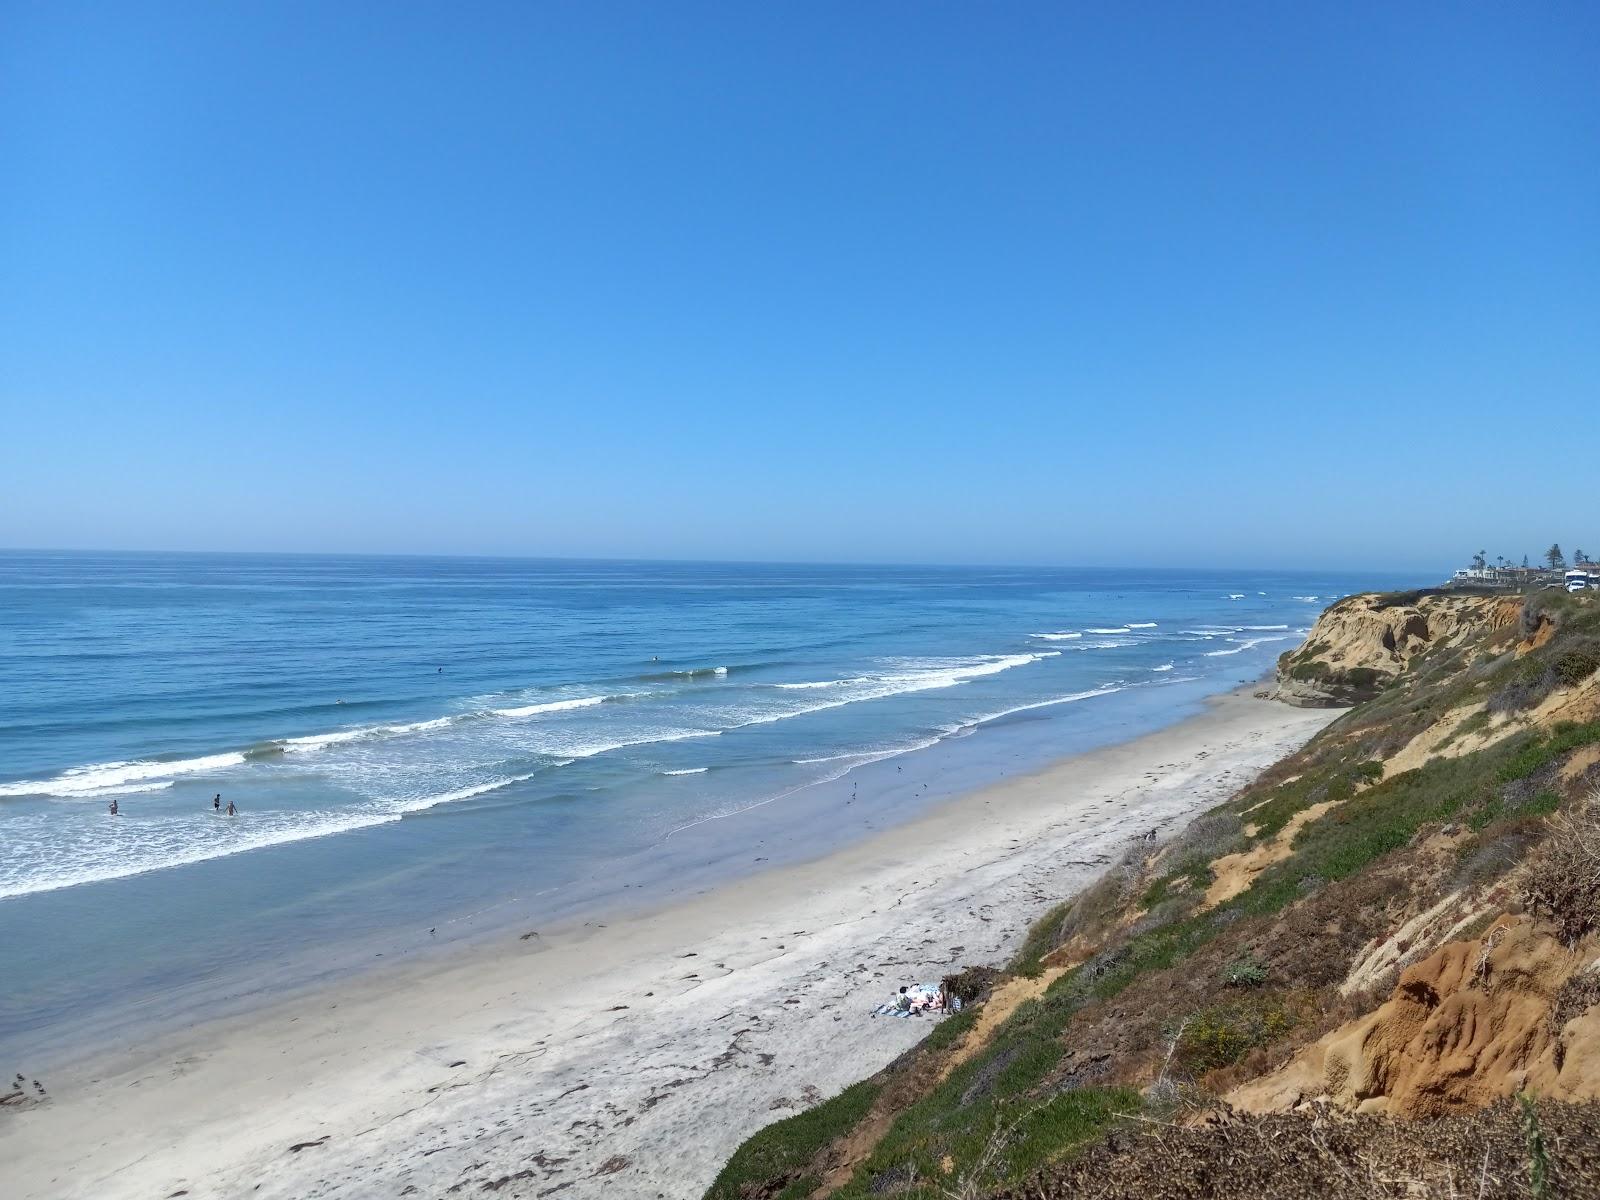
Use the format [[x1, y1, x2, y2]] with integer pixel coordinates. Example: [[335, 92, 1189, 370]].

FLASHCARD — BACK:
[[870, 988, 912, 1018], [906, 983, 942, 1013], [870, 983, 947, 1018]]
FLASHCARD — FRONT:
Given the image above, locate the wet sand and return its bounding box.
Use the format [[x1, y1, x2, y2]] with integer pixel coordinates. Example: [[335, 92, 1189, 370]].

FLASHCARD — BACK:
[[0, 689, 1336, 1200]]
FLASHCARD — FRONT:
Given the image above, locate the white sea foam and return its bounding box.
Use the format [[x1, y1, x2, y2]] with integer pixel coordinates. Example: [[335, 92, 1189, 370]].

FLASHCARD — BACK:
[[662, 767, 708, 776], [1293, 595, 1321, 602], [1227, 593, 1246, 600], [786, 730, 958, 778], [0, 809, 398, 899], [1031, 631, 1083, 640], [491, 696, 606, 719], [562, 728, 721, 758], [56, 780, 176, 799], [1151, 663, 1175, 672], [968, 685, 1124, 722], [389, 773, 539, 813], [730, 653, 1053, 731], [0, 752, 248, 799], [282, 694, 620, 752], [1127, 622, 1158, 628], [1203, 634, 1296, 657], [280, 729, 368, 751], [1084, 627, 1131, 634], [382, 715, 457, 737], [0, 771, 551, 899], [773, 653, 1048, 700]]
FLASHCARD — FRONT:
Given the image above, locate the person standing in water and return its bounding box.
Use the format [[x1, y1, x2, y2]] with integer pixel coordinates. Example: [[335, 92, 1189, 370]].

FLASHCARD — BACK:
[[213, 794, 221, 812], [226, 800, 237, 817], [108, 798, 119, 816]]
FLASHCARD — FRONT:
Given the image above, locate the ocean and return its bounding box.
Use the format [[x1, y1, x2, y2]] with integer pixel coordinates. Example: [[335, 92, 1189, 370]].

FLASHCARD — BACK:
[[0, 552, 1416, 1062]]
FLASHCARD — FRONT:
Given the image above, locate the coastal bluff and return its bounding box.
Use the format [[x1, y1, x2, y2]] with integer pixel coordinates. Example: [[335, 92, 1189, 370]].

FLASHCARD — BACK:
[[1275, 590, 1519, 706], [711, 585, 1600, 1199]]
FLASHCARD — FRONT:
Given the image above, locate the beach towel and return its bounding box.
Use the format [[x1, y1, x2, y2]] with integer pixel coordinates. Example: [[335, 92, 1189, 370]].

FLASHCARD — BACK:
[[870, 982, 946, 1018]]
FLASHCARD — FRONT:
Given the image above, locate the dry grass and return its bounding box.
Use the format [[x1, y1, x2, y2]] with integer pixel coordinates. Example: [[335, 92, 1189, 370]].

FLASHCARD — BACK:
[[1518, 788, 1600, 946], [991, 1099, 1600, 1199]]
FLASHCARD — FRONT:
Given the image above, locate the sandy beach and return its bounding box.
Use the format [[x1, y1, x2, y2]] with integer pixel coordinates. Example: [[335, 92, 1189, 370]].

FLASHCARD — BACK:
[[0, 690, 1336, 1200]]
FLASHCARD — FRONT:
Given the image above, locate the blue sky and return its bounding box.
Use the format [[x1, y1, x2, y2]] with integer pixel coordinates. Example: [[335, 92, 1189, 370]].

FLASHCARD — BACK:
[[3, 3, 1596, 570]]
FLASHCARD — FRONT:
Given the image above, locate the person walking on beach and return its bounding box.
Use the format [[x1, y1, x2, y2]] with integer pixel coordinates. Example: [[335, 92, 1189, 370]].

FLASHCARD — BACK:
[[225, 800, 237, 817], [213, 794, 221, 812]]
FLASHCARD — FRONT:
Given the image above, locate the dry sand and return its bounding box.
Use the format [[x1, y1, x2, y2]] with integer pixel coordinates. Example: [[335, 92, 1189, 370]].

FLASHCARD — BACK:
[[0, 691, 1335, 1200]]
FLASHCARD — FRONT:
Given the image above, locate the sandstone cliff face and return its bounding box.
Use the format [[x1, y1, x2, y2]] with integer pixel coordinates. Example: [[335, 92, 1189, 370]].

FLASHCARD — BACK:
[[1275, 592, 1518, 707], [1231, 918, 1600, 1118]]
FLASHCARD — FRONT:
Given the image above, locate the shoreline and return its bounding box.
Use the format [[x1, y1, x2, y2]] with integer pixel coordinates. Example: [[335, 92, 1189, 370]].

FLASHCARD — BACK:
[[2, 666, 1275, 1071], [1, 687, 1338, 1200]]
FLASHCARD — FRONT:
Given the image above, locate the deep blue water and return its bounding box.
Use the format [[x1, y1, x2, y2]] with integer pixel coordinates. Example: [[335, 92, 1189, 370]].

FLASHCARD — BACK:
[[0, 553, 1417, 1060]]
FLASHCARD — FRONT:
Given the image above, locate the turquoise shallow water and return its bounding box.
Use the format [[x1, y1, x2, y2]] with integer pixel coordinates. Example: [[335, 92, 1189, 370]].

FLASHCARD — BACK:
[[0, 553, 1417, 1060]]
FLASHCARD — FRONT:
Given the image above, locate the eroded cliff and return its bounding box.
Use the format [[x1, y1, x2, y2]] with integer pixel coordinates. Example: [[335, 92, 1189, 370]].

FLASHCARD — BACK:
[[1276, 590, 1520, 706]]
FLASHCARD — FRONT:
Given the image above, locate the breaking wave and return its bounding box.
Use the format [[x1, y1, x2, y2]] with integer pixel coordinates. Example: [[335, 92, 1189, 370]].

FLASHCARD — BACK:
[[639, 665, 731, 682], [1202, 634, 1297, 657], [0, 771, 544, 899], [0, 752, 248, 799], [490, 696, 607, 719]]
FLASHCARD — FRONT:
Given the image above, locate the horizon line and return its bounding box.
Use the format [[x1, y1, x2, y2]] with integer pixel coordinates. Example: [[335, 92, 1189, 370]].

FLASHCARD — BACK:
[[0, 545, 1442, 576]]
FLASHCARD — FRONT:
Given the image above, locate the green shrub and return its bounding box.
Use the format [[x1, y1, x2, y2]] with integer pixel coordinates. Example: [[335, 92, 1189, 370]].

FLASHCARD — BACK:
[[703, 1079, 879, 1200], [1142, 855, 1215, 907], [1173, 993, 1302, 1074], [1222, 958, 1268, 988], [1498, 722, 1600, 782], [1345, 666, 1382, 690], [1553, 642, 1600, 687], [1012, 898, 1077, 977], [1519, 1092, 1552, 1199]]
